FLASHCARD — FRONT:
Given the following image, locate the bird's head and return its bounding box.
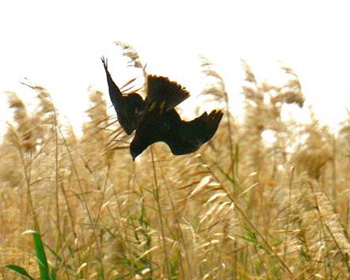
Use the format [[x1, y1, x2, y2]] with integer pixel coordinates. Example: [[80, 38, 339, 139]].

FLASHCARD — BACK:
[[130, 140, 146, 161]]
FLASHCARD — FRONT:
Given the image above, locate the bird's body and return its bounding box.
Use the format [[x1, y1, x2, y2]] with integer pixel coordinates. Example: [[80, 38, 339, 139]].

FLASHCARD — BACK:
[[101, 57, 223, 160]]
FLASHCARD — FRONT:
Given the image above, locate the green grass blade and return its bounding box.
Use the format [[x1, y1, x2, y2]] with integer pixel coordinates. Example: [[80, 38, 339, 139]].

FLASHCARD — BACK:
[[6, 265, 35, 280], [32, 231, 51, 280]]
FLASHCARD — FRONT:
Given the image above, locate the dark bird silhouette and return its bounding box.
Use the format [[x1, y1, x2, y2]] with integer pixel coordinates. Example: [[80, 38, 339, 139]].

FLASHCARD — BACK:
[[101, 57, 223, 160], [101, 57, 145, 135]]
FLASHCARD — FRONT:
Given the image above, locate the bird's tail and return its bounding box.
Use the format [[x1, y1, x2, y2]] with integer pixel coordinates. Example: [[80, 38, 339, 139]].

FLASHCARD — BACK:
[[146, 75, 190, 112]]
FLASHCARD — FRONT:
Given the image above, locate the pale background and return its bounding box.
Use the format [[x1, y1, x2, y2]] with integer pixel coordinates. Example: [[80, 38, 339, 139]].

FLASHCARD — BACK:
[[1, 0, 349, 137]]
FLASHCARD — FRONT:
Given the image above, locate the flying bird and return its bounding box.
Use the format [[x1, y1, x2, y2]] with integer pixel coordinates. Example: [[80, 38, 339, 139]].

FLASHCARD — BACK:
[[101, 57, 223, 160]]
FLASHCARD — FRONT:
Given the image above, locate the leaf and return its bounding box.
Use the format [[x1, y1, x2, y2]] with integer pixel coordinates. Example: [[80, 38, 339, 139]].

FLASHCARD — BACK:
[[32, 231, 51, 280], [6, 265, 35, 280]]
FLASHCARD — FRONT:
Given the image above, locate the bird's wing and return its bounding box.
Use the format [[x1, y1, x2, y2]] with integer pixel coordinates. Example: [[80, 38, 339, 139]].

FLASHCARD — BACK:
[[101, 57, 122, 109], [120, 93, 145, 134], [146, 75, 190, 111], [165, 110, 223, 155], [101, 57, 145, 134]]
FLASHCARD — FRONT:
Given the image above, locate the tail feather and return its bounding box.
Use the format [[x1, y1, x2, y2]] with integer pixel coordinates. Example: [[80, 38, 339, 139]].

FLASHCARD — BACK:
[[146, 75, 190, 111]]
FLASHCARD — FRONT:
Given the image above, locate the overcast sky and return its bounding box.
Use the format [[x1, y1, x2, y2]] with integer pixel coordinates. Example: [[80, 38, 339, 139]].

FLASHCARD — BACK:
[[1, 0, 349, 136]]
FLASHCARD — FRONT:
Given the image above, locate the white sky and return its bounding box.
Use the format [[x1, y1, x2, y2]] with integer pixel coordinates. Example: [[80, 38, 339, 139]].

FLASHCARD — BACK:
[[1, 0, 350, 136]]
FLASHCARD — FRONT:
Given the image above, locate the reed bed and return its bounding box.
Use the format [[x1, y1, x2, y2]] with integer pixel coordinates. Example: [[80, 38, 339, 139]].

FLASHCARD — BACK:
[[1, 48, 350, 279]]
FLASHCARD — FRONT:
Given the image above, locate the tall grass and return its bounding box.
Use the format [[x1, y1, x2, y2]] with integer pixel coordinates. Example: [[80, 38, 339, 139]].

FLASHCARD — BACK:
[[1, 48, 350, 279]]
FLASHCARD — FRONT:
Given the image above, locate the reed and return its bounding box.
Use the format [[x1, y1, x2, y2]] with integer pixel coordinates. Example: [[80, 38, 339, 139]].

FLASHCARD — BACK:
[[1, 48, 350, 279]]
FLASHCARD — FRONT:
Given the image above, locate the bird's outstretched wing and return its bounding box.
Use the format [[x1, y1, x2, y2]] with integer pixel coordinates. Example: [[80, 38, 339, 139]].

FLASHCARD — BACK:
[[129, 109, 223, 159], [165, 110, 223, 155], [101, 57, 145, 134], [146, 75, 190, 111]]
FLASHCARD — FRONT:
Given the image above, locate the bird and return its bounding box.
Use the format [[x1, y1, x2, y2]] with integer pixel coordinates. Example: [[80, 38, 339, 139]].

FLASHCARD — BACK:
[[101, 57, 223, 160]]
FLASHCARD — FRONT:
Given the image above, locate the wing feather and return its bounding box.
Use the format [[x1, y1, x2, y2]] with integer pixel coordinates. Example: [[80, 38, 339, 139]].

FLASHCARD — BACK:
[[165, 110, 223, 155], [101, 57, 145, 134]]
